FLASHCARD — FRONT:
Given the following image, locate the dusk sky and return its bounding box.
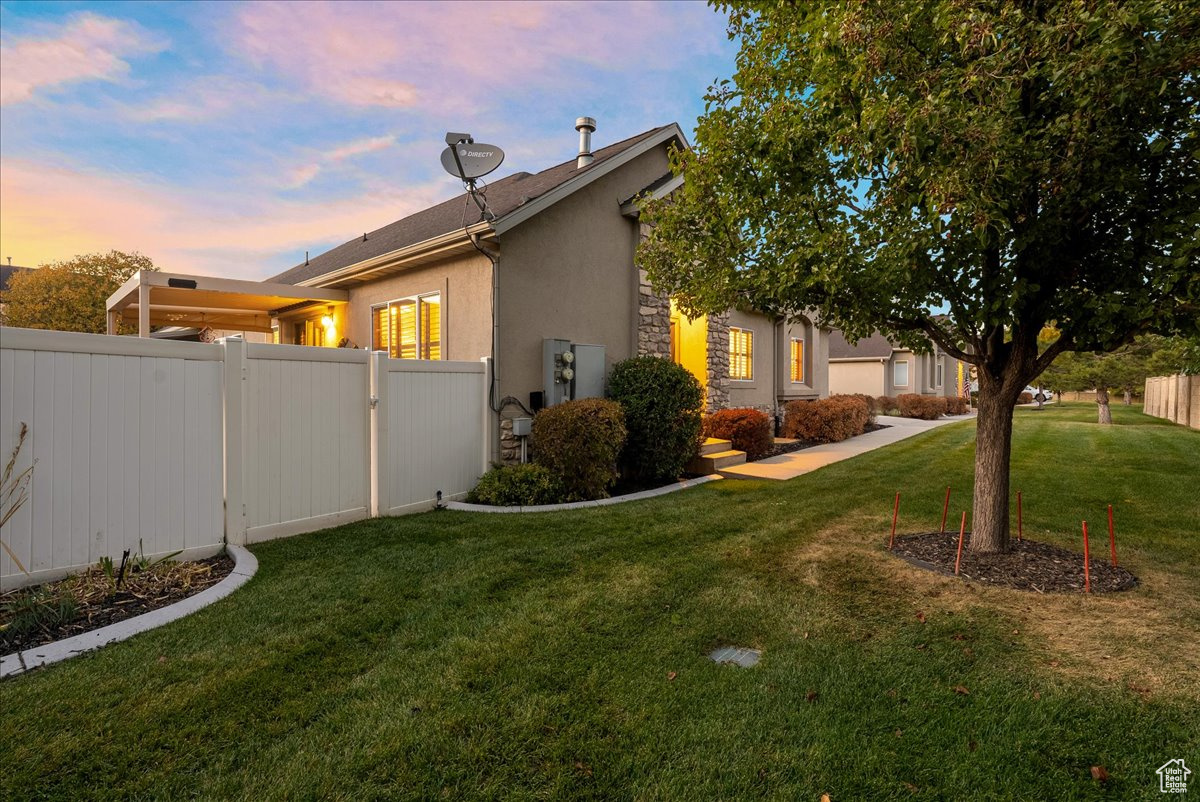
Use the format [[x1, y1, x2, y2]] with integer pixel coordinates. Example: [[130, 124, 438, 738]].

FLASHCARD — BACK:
[[0, 0, 738, 280]]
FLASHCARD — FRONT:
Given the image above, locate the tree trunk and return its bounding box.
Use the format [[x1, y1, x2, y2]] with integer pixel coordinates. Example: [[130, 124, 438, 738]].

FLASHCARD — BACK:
[[1097, 387, 1112, 424], [1123, 390, 1131, 405], [970, 389, 1017, 554]]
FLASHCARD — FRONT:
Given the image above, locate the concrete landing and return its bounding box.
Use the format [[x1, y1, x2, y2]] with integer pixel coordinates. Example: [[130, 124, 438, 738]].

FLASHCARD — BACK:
[[718, 414, 972, 481]]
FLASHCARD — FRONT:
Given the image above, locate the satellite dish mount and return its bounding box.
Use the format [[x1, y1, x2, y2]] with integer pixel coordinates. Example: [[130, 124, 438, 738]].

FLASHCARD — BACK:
[[441, 132, 505, 222]]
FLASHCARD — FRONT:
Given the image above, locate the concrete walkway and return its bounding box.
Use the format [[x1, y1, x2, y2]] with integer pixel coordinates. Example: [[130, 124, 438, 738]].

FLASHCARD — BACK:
[[719, 414, 973, 481]]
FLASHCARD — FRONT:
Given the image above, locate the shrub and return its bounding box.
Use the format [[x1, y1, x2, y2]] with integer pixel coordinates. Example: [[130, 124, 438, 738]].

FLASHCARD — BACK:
[[875, 396, 900, 415], [530, 398, 626, 501], [782, 396, 870, 443], [703, 408, 774, 460], [467, 464, 564, 506], [845, 393, 878, 425], [1018, 391, 1034, 404], [898, 394, 945, 420], [945, 396, 970, 415], [607, 357, 704, 481]]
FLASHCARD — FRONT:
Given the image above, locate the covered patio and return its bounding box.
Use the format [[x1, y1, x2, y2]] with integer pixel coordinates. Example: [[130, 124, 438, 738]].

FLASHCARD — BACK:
[[106, 270, 348, 339]]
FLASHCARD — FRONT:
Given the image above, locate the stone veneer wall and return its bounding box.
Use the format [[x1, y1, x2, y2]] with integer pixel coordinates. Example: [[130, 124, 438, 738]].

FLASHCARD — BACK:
[[705, 311, 730, 412], [635, 222, 672, 358]]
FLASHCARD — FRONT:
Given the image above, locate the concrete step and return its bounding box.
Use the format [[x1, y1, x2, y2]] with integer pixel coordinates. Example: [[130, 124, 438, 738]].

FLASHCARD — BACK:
[[700, 437, 733, 456], [688, 448, 747, 474]]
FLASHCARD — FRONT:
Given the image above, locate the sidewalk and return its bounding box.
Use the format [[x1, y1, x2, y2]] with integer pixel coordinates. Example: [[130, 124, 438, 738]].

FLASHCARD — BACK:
[[719, 414, 973, 480]]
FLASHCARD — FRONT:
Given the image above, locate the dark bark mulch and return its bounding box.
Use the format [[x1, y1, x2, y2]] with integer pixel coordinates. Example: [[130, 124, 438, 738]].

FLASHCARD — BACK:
[[1, 554, 234, 654], [891, 532, 1137, 594], [758, 423, 892, 461]]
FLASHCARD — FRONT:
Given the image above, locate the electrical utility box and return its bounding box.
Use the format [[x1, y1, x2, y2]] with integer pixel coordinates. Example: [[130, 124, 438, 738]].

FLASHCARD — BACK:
[[542, 338, 606, 407], [570, 343, 606, 400]]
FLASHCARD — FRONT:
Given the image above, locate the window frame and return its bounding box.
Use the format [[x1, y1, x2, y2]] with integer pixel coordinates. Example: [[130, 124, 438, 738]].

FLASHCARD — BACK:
[[790, 337, 805, 384], [936, 358, 944, 388], [729, 326, 754, 382], [893, 358, 910, 388], [369, 291, 443, 360]]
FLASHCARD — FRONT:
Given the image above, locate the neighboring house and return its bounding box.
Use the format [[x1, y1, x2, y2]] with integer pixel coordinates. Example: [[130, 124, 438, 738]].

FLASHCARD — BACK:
[[108, 120, 831, 461], [0, 263, 35, 324], [828, 329, 967, 399]]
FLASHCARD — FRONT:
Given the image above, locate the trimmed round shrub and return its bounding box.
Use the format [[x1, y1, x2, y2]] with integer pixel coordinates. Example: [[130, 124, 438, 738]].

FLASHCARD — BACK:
[[898, 393, 945, 420], [782, 396, 870, 443], [703, 408, 773, 460], [875, 395, 901, 415], [945, 396, 970, 415], [845, 393, 878, 425], [467, 464, 564, 506], [530, 398, 626, 501], [607, 356, 704, 481], [1018, 391, 1034, 404]]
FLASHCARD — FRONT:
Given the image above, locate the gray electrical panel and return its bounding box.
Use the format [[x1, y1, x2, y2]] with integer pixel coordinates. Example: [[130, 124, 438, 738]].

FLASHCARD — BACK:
[[571, 343, 606, 400], [542, 338, 606, 406]]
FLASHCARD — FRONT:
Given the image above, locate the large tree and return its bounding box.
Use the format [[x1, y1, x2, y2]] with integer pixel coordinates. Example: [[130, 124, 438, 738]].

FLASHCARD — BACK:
[[640, 1, 1199, 552], [1, 251, 155, 333]]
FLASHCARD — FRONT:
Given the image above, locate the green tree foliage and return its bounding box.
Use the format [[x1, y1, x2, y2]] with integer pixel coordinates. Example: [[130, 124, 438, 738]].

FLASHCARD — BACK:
[[1, 251, 155, 333], [639, 2, 1199, 551], [607, 357, 704, 481]]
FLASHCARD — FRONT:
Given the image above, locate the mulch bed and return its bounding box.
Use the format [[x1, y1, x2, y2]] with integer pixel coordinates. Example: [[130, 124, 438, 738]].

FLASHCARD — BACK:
[[891, 532, 1137, 593], [1, 553, 234, 654]]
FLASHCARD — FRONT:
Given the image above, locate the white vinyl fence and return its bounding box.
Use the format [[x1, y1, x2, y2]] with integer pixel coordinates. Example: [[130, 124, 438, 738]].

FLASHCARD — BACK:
[[0, 329, 224, 590], [0, 327, 490, 589], [372, 354, 489, 516]]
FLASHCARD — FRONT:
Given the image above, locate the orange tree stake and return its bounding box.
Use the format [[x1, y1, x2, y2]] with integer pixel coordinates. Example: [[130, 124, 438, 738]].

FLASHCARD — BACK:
[[1108, 505, 1118, 567], [1082, 521, 1092, 593], [940, 486, 951, 534], [1017, 490, 1023, 542], [889, 492, 901, 548], [954, 511, 967, 575]]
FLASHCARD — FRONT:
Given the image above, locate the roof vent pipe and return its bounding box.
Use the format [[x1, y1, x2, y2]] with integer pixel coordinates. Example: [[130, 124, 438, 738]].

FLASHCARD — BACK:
[[575, 117, 596, 169]]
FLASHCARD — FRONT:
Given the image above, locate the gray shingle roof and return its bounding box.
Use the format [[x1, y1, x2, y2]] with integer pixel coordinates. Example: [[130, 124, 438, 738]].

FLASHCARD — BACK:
[[270, 125, 671, 285], [828, 329, 896, 359], [0, 265, 34, 292]]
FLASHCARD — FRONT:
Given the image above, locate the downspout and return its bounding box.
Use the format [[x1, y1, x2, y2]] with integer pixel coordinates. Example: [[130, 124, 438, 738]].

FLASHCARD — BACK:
[[470, 233, 502, 464]]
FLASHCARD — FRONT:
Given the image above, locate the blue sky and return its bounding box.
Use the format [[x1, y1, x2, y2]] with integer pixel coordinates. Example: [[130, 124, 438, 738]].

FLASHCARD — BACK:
[[0, 0, 738, 279]]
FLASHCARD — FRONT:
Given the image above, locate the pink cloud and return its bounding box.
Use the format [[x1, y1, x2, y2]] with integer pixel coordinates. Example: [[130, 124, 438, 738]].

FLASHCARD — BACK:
[[0, 158, 450, 279], [0, 12, 166, 105], [327, 135, 395, 161], [228, 1, 721, 110]]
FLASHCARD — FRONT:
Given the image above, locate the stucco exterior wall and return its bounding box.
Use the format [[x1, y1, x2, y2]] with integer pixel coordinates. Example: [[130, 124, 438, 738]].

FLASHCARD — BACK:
[[495, 145, 672, 409], [345, 252, 493, 361], [726, 308, 776, 413], [778, 317, 827, 402], [829, 360, 887, 397]]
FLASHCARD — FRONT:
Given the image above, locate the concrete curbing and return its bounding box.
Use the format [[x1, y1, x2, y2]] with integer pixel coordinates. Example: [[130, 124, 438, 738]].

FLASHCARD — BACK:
[[1, 544, 257, 679], [445, 474, 723, 514]]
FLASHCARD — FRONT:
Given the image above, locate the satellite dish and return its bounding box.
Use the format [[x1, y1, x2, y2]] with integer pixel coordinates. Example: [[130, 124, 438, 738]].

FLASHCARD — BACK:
[[441, 143, 505, 180]]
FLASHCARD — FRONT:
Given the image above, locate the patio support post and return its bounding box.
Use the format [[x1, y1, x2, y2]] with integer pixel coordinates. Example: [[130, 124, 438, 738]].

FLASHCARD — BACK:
[[106, 310, 119, 336], [137, 281, 150, 338]]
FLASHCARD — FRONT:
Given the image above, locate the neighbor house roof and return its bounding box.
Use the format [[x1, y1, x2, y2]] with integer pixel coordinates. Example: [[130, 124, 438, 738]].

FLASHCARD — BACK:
[[271, 124, 679, 287], [828, 329, 896, 360], [0, 265, 34, 292]]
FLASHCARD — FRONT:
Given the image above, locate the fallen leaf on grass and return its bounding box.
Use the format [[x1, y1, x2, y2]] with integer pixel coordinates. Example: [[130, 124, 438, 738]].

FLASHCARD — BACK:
[[1049, 660, 1060, 668], [952, 633, 966, 641], [903, 782, 920, 793], [806, 690, 819, 703], [894, 729, 903, 738], [667, 671, 677, 681], [574, 761, 593, 777], [1091, 766, 1109, 782], [1032, 691, 1041, 700], [954, 685, 970, 695], [962, 647, 974, 658], [821, 795, 831, 802], [916, 611, 926, 623], [968, 740, 978, 752]]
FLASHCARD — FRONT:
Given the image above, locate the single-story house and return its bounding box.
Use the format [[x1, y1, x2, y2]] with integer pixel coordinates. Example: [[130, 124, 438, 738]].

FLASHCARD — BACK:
[[827, 329, 968, 399], [0, 263, 35, 323], [108, 120, 831, 461]]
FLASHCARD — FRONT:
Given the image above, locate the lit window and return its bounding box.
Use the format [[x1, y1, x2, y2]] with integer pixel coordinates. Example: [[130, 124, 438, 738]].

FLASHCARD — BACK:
[[292, 316, 325, 347], [730, 328, 753, 380], [894, 359, 910, 387], [375, 292, 443, 360], [790, 338, 804, 383]]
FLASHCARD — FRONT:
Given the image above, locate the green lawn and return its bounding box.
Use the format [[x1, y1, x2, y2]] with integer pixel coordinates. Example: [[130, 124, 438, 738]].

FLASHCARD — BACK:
[[3, 402, 1198, 800]]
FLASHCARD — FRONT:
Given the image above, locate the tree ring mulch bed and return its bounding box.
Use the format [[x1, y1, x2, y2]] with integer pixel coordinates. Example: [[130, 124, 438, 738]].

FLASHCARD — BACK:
[[1, 553, 234, 655], [890, 532, 1137, 593]]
